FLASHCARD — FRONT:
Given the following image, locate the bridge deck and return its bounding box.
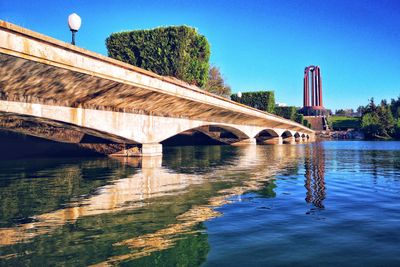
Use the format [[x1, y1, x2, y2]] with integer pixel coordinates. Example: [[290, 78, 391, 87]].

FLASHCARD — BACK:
[[0, 20, 314, 155], [0, 20, 312, 132]]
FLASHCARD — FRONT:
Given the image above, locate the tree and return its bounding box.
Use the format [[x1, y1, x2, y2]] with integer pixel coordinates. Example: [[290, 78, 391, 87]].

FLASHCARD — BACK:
[[362, 98, 377, 115], [390, 96, 400, 119], [203, 66, 231, 98], [335, 109, 346, 115], [394, 119, 400, 139], [361, 113, 383, 138], [356, 106, 364, 116], [377, 100, 395, 136], [360, 98, 395, 139]]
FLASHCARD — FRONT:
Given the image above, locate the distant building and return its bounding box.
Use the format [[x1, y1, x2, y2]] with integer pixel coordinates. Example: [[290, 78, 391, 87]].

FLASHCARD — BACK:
[[334, 109, 360, 117], [276, 102, 288, 107]]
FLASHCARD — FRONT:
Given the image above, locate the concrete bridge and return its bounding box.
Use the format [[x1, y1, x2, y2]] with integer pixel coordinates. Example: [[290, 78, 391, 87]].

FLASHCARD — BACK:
[[0, 20, 314, 156]]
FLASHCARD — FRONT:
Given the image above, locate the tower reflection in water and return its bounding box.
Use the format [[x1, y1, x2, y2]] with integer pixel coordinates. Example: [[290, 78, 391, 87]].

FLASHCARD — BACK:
[[304, 143, 326, 210]]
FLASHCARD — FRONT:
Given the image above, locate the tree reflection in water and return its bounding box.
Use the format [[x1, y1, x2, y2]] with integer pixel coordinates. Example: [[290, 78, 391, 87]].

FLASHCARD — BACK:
[[304, 143, 326, 210], [0, 145, 303, 266]]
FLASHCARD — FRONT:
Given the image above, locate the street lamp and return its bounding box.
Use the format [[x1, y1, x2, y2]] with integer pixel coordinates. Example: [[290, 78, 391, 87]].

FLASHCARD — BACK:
[[68, 13, 81, 45]]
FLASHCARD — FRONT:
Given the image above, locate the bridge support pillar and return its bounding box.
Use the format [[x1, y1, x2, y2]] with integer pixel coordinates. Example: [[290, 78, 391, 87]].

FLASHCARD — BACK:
[[141, 143, 163, 157], [232, 138, 256, 146], [283, 137, 296, 145], [262, 137, 283, 145]]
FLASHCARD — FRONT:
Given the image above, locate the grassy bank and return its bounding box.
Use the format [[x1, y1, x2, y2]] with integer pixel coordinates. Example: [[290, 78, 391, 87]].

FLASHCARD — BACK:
[[328, 116, 361, 131]]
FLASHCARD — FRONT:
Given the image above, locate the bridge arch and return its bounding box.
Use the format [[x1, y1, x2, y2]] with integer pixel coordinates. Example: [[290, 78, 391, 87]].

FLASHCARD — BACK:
[[160, 124, 251, 145], [281, 130, 293, 138], [281, 130, 295, 144], [253, 128, 281, 145], [255, 128, 280, 138]]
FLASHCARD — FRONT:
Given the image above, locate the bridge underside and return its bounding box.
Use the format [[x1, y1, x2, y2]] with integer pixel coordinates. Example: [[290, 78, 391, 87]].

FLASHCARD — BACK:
[[0, 53, 313, 156], [0, 21, 314, 157], [0, 52, 313, 156], [0, 53, 273, 126]]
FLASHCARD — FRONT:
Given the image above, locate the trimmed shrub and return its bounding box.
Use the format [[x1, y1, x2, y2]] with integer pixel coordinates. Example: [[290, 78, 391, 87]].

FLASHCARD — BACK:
[[295, 113, 304, 124], [274, 106, 297, 120], [231, 91, 275, 113], [106, 26, 210, 87]]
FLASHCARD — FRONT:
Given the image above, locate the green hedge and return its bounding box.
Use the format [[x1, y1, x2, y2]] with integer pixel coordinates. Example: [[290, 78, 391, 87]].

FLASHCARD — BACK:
[[230, 92, 311, 128], [275, 106, 297, 120], [303, 119, 311, 128], [106, 26, 210, 87], [295, 113, 304, 124], [275, 106, 311, 128], [231, 91, 275, 113]]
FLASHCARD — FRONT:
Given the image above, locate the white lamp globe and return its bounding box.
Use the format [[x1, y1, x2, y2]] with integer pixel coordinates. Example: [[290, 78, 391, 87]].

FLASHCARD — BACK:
[[68, 13, 82, 31], [237, 92, 242, 98]]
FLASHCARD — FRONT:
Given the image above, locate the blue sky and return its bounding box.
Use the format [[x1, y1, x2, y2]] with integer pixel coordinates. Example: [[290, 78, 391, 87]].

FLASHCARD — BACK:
[[1, 0, 399, 110]]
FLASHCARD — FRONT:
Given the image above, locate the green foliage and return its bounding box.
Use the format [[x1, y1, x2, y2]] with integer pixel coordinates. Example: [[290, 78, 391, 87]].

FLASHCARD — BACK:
[[274, 106, 297, 120], [335, 109, 346, 115], [106, 26, 210, 87], [257, 180, 277, 198], [390, 96, 400, 119], [378, 100, 395, 135], [302, 119, 312, 129], [361, 113, 383, 138], [394, 119, 400, 138], [231, 93, 311, 129], [274, 106, 313, 129], [231, 91, 275, 113], [295, 113, 304, 124], [360, 98, 396, 139], [132, 224, 209, 267], [203, 66, 231, 98], [328, 116, 361, 130]]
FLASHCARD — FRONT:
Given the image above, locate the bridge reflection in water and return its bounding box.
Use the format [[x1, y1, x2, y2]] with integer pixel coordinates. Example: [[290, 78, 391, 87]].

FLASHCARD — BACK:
[[0, 144, 328, 266]]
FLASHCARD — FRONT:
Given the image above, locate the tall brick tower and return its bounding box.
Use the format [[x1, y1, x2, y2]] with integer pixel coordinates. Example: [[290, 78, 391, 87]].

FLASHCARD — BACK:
[[300, 65, 329, 130], [300, 65, 328, 116]]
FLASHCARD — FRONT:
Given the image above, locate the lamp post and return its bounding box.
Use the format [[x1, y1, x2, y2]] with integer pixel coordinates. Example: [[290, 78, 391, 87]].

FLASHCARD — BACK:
[[236, 92, 242, 103], [68, 13, 81, 45]]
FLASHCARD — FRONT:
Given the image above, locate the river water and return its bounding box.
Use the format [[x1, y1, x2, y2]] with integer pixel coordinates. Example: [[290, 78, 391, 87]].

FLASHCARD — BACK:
[[0, 141, 399, 266]]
